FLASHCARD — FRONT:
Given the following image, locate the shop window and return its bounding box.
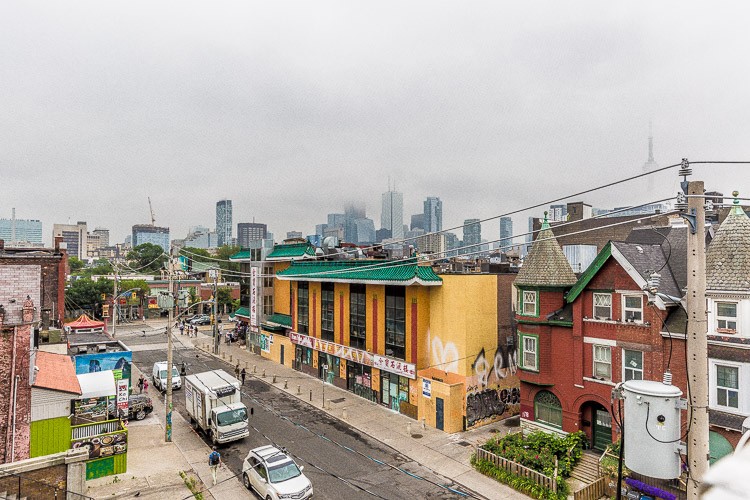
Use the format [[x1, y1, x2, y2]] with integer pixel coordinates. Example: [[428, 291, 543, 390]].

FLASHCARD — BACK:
[[385, 286, 405, 359], [593, 293, 611, 320], [534, 391, 562, 429], [349, 284, 367, 350], [321, 283, 334, 341], [297, 282, 309, 333], [716, 302, 738, 334], [623, 349, 643, 381]]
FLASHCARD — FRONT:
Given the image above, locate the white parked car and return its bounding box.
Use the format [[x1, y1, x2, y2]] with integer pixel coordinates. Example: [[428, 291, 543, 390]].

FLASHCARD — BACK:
[[242, 445, 313, 500]]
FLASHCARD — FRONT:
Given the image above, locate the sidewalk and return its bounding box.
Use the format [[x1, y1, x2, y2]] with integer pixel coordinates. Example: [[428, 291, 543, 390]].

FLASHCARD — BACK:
[[86, 364, 252, 500], [192, 332, 528, 500]]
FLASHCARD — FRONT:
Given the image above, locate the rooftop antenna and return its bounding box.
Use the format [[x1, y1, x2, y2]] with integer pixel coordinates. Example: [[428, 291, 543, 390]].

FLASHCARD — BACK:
[[148, 197, 156, 226]]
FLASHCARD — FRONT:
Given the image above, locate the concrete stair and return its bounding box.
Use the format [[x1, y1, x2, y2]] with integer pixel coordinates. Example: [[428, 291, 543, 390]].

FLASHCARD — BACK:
[[570, 451, 603, 484]]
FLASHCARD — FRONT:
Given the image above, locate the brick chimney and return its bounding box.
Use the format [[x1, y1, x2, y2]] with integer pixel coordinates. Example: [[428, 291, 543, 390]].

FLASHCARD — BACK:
[[54, 236, 63, 252], [23, 297, 34, 323], [0, 239, 4, 251]]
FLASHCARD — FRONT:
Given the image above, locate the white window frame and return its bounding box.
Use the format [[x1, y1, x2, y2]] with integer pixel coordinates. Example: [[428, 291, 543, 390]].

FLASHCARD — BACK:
[[593, 345, 612, 380], [520, 334, 538, 371], [711, 361, 740, 411], [622, 349, 643, 382], [593, 293, 612, 320], [622, 294, 643, 323], [522, 290, 537, 317], [715, 301, 738, 334]]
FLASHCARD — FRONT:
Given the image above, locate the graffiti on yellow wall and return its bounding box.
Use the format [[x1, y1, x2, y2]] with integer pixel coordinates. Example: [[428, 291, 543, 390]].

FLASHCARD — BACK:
[[427, 329, 459, 373], [466, 346, 519, 428]]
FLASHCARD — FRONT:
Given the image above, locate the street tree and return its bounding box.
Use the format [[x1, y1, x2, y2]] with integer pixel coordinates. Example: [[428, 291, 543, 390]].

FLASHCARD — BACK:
[[127, 243, 168, 274]]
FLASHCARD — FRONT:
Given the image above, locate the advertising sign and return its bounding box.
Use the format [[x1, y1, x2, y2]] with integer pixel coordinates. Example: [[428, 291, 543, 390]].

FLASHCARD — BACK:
[[288, 332, 416, 379], [71, 431, 127, 460], [116, 378, 129, 420], [422, 379, 432, 398], [260, 334, 270, 353], [74, 351, 133, 384], [250, 266, 258, 328]]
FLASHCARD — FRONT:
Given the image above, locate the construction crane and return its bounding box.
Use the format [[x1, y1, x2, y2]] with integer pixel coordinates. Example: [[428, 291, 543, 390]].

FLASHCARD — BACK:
[[148, 197, 156, 226]]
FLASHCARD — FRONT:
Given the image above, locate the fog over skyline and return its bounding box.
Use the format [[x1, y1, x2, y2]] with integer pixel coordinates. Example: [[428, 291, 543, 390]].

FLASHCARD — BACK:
[[2, 1, 750, 247]]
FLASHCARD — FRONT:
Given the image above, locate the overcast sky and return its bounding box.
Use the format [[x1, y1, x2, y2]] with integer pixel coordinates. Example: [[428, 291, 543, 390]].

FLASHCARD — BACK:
[[2, 1, 750, 247]]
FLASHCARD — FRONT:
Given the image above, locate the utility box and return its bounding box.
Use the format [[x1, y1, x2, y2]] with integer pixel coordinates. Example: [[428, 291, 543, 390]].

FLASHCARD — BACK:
[[622, 380, 683, 479]]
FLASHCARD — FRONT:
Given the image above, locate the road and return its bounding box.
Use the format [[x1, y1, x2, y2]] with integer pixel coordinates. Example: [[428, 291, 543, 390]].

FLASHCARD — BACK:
[[116, 324, 472, 500]]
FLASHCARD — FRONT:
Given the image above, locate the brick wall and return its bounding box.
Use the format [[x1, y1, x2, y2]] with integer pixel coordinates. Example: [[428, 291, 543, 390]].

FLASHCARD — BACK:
[[0, 463, 66, 498], [0, 252, 66, 327]]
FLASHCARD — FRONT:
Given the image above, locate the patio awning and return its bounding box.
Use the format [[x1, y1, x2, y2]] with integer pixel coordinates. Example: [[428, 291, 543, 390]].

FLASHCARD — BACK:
[[77, 371, 116, 399]]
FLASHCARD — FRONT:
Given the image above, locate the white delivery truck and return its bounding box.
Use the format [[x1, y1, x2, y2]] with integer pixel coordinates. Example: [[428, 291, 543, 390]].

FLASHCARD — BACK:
[[184, 369, 250, 444]]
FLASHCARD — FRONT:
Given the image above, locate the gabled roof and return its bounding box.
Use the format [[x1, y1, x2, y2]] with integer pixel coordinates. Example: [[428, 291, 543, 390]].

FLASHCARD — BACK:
[[566, 240, 680, 308], [33, 351, 81, 395], [266, 243, 316, 261], [706, 195, 750, 291], [276, 259, 442, 286], [515, 216, 577, 287]]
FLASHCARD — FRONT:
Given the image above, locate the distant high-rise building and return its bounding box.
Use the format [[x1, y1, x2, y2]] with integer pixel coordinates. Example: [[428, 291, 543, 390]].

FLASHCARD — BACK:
[[237, 223, 268, 248], [183, 226, 218, 248], [92, 228, 110, 248], [315, 224, 328, 238], [410, 214, 425, 231], [499, 217, 513, 251], [0, 209, 43, 245], [353, 218, 376, 244], [381, 187, 404, 241], [416, 232, 445, 255], [443, 232, 459, 257], [463, 219, 481, 254], [216, 200, 233, 246], [53, 221, 88, 259], [549, 204, 567, 222], [286, 231, 303, 240], [375, 228, 391, 243], [327, 213, 346, 227], [423, 197, 442, 233], [643, 123, 659, 194], [132, 224, 170, 253]]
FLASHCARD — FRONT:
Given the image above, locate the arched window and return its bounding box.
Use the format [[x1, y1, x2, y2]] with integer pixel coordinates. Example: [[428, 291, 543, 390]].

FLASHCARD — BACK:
[[534, 390, 562, 429]]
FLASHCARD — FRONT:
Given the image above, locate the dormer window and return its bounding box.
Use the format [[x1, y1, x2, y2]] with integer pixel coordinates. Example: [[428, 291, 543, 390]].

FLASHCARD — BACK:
[[593, 293, 612, 320], [716, 302, 738, 334], [521, 290, 537, 316], [622, 294, 643, 323]]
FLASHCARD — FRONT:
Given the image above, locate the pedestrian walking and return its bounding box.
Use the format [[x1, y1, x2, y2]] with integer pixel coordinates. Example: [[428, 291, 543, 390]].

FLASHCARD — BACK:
[[181, 361, 187, 377], [179, 323, 184, 335], [137, 375, 144, 394], [240, 367, 246, 385], [143, 378, 149, 393], [208, 446, 222, 486], [234, 363, 240, 380]]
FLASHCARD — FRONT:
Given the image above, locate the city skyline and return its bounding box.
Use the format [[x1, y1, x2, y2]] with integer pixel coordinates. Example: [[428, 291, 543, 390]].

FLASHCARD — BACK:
[[3, 2, 750, 247]]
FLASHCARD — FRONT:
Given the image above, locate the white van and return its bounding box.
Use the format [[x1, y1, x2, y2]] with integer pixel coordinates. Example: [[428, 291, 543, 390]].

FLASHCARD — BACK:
[[152, 361, 181, 391]]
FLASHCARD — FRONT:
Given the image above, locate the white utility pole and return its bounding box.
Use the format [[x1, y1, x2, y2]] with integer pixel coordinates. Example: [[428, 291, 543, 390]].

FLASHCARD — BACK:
[[211, 268, 219, 354], [111, 265, 118, 337], [684, 174, 709, 498]]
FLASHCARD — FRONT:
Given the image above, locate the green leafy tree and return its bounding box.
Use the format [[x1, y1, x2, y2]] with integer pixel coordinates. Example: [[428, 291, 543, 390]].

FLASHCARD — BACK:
[[216, 287, 234, 310], [66, 278, 112, 314], [78, 259, 114, 278], [126, 243, 168, 274], [68, 256, 85, 274], [216, 245, 240, 273]]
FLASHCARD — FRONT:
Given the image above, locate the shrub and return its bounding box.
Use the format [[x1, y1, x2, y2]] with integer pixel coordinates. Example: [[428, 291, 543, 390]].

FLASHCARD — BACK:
[[472, 456, 568, 500]]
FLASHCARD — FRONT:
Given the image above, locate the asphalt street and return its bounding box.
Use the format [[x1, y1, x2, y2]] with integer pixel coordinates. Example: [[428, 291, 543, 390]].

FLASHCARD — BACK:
[[117, 325, 470, 500]]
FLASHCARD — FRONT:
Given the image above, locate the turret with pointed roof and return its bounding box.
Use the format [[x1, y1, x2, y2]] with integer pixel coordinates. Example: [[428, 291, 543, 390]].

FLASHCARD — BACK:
[[515, 213, 577, 287], [706, 191, 750, 291]]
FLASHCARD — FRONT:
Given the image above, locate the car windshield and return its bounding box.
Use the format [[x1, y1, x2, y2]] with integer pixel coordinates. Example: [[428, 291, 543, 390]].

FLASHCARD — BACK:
[[159, 368, 179, 379], [216, 408, 247, 426], [268, 462, 302, 483]]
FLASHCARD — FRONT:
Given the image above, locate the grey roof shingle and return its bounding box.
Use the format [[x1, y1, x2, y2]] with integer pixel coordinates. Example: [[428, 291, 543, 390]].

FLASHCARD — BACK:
[[611, 241, 682, 298], [706, 202, 750, 291], [515, 220, 577, 287]]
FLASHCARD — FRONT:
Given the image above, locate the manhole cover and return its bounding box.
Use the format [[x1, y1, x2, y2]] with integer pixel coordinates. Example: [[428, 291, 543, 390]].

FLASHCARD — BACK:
[[457, 441, 472, 447], [411, 434, 423, 439], [330, 398, 346, 404]]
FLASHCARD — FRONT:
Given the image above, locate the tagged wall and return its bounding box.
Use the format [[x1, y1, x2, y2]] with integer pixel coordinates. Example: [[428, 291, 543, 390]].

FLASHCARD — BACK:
[[465, 346, 520, 428]]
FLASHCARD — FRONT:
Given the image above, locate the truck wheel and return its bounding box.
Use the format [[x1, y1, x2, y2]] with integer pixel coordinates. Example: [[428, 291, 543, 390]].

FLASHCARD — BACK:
[[243, 473, 250, 490], [135, 409, 146, 420]]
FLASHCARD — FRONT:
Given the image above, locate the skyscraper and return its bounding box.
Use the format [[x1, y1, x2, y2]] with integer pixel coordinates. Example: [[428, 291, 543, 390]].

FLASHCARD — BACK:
[[642, 123, 658, 194], [381, 187, 404, 240], [53, 221, 88, 259], [237, 223, 268, 248], [132, 224, 170, 253], [216, 199, 233, 247], [423, 197, 442, 233], [499, 217, 513, 251], [0, 209, 42, 245], [463, 219, 481, 254]]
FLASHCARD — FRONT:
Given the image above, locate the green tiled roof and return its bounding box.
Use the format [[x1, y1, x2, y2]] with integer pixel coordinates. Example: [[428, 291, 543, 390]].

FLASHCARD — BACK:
[[234, 306, 250, 317], [263, 313, 292, 328], [266, 243, 316, 260], [230, 250, 252, 260], [276, 259, 442, 285]]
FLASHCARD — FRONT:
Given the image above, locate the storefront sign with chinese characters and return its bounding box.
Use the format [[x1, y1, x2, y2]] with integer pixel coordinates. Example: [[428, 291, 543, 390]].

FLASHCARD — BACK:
[[250, 266, 258, 328], [288, 333, 416, 379]]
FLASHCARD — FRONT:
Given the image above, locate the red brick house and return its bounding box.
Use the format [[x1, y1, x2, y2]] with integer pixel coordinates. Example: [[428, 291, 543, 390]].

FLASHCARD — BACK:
[[516, 216, 688, 451]]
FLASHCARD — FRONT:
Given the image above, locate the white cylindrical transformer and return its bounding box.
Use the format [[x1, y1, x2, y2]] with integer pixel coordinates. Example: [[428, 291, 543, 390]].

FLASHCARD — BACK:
[[622, 379, 683, 479]]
